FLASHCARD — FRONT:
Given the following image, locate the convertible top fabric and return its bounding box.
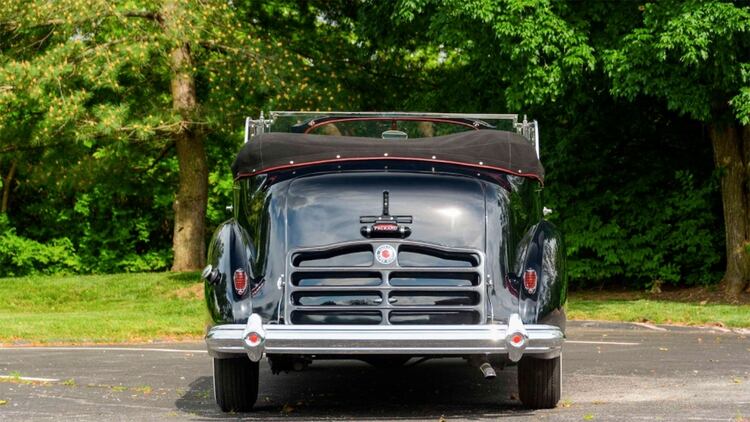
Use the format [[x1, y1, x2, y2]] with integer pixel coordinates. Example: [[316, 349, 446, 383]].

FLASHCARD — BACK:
[[232, 130, 544, 181]]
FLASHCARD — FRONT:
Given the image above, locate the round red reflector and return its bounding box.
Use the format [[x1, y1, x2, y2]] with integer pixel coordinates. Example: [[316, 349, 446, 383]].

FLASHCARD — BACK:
[[247, 332, 260, 345], [511, 334, 523, 345], [234, 269, 248, 295], [523, 269, 537, 294]]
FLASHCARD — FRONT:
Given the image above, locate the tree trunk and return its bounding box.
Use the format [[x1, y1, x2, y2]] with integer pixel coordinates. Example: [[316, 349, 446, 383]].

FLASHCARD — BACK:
[[710, 123, 750, 296], [164, 1, 208, 271], [1, 160, 17, 213], [744, 125, 750, 293]]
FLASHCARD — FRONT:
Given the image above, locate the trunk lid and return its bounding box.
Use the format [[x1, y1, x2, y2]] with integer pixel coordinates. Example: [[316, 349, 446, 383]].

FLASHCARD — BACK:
[[286, 172, 486, 250], [284, 172, 488, 325]]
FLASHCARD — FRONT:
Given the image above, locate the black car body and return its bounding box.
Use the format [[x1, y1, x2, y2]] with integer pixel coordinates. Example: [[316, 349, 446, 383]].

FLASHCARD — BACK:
[[203, 112, 567, 411]]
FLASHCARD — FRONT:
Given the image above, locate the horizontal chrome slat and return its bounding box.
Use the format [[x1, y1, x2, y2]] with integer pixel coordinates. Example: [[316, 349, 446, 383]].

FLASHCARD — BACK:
[[291, 266, 479, 272], [285, 241, 487, 325], [291, 305, 482, 311], [288, 286, 482, 292]]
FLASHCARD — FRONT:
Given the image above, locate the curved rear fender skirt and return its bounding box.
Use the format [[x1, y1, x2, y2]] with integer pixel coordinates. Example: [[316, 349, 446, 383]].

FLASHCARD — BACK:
[[238, 178, 289, 324], [205, 219, 256, 324], [515, 221, 567, 329]]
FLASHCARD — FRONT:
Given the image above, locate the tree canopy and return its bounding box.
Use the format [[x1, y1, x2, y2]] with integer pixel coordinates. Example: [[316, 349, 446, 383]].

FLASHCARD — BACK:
[[0, 0, 352, 271], [1, 0, 748, 295]]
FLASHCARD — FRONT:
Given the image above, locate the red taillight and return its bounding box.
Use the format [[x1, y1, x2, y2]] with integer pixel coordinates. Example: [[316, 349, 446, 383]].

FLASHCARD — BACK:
[[511, 334, 523, 345], [523, 268, 537, 294], [233, 269, 248, 295]]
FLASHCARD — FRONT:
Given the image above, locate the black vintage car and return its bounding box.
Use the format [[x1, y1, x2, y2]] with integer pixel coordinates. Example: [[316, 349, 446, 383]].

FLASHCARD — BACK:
[[203, 111, 567, 411]]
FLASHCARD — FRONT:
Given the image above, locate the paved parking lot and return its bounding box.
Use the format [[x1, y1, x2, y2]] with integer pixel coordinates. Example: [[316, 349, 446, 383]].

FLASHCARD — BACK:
[[1, 321, 748, 421]]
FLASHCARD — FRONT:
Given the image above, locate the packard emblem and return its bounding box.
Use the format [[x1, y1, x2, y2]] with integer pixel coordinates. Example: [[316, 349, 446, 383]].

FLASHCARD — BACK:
[[375, 244, 397, 265]]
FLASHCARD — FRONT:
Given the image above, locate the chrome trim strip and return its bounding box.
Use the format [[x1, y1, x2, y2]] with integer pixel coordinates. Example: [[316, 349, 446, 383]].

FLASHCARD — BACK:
[[269, 111, 520, 122]]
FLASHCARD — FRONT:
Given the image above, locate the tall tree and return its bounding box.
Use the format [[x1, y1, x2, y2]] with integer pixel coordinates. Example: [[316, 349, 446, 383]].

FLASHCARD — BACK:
[[604, 0, 750, 295], [161, 0, 207, 271], [0, 0, 344, 271]]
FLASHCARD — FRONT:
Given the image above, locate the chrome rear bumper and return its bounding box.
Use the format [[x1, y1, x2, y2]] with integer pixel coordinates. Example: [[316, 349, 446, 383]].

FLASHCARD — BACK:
[[206, 313, 563, 362]]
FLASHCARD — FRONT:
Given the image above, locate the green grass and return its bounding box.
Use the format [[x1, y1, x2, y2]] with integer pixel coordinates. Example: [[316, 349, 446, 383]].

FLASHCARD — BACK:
[[1, 272, 748, 344], [567, 296, 750, 328], [0, 272, 206, 344]]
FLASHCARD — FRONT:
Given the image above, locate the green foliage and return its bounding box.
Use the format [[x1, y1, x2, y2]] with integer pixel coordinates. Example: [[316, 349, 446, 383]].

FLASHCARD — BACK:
[[2, 133, 177, 274], [0, 0, 737, 289], [375, 1, 726, 288], [0, 0, 349, 143], [392, 0, 595, 109], [604, 0, 750, 122], [0, 215, 80, 276], [552, 169, 721, 288], [0, 0, 360, 275], [541, 95, 723, 288]]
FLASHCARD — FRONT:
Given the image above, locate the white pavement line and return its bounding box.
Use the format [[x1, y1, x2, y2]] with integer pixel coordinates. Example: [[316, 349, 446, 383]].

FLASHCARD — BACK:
[[0, 375, 60, 382], [631, 322, 668, 331], [567, 340, 640, 346], [0, 346, 207, 354]]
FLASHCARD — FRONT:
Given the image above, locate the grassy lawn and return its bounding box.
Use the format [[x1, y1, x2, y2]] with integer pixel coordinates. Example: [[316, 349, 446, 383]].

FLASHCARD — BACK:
[[567, 294, 750, 328], [0, 272, 206, 344], [1, 272, 748, 344]]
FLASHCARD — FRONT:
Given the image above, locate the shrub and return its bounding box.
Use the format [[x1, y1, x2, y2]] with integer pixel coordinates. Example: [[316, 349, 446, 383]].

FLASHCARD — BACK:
[[0, 215, 81, 277]]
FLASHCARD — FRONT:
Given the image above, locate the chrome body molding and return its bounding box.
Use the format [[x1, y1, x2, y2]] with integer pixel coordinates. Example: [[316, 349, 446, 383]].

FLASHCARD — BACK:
[[205, 313, 563, 362]]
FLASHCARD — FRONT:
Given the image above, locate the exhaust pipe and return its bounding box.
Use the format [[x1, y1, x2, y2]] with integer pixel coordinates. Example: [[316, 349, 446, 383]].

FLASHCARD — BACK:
[[467, 355, 497, 380], [479, 362, 496, 379]]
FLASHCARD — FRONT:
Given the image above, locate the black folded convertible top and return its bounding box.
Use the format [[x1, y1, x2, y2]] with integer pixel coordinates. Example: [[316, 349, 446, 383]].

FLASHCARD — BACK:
[[232, 130, 544, 182]]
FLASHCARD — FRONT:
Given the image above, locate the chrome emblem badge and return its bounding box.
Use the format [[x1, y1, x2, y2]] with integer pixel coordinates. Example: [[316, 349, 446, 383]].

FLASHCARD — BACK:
[[375, 244, 397, 265]]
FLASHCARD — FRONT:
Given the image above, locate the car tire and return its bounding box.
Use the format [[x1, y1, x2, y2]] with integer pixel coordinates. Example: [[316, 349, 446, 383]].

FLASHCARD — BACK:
[[517, 355, 561, 409], [213, 357, 259, 412]]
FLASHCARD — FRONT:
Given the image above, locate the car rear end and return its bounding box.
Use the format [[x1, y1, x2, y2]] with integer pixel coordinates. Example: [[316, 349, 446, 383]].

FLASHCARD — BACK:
[[204, 113, 566, 411]]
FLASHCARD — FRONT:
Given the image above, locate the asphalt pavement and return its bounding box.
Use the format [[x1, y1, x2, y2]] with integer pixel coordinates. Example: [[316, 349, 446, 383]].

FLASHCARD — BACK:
[[0, 321, 748, 421]]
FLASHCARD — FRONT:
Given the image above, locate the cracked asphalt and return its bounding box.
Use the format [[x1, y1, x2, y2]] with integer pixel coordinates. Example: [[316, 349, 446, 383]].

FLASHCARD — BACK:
[[0, 321, 748, 421]]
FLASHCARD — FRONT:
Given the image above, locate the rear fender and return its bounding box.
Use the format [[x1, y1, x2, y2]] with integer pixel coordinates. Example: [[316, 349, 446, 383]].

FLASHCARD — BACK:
[[204, 219, 256, 324], [511, 221, 567, 329]]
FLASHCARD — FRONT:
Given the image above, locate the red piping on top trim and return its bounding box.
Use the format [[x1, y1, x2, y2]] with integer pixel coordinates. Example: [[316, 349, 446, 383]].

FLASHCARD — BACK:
[[304, 117, 479, 134], [235, 156, 543, 184]]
